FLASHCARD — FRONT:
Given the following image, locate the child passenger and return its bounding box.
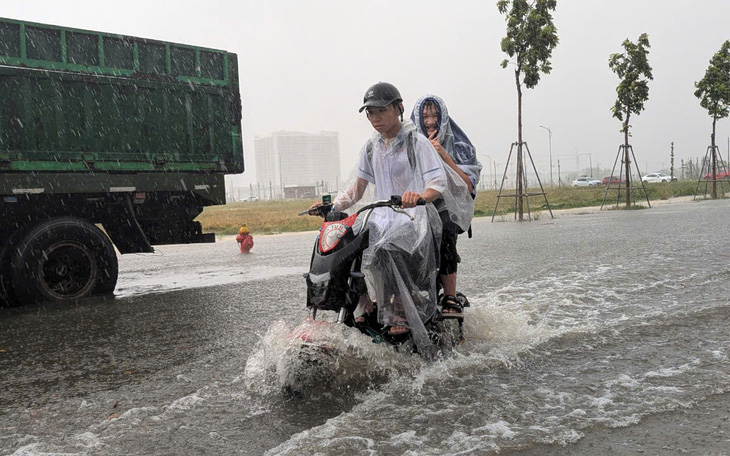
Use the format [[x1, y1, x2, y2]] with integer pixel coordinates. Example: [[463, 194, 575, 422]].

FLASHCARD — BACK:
[[411, 95, 482, 316]]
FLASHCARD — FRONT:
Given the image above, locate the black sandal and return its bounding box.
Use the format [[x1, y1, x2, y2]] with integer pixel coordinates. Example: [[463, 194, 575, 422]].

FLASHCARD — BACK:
[[355, 310, 379, 329], [440, 294, 464, 319]]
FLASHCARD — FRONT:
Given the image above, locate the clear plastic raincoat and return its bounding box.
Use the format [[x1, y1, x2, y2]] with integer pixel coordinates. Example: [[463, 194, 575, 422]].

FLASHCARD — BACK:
[[411, 94, 482, 196], [333, 121, 473, 351]]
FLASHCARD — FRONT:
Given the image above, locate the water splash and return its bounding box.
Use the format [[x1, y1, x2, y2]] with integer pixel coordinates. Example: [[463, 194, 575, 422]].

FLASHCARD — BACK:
[[243, 318, 423, 399]]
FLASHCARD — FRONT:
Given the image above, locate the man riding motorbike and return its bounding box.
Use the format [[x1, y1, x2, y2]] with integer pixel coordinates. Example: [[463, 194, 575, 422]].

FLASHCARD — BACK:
[[312, 82, 473, 353]]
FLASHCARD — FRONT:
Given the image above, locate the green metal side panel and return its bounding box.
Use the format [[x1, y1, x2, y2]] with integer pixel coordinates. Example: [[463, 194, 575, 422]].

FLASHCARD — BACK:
[[0, 172, 226, 205], [0, 17, 230, 85], [0, 17, 244, 177]]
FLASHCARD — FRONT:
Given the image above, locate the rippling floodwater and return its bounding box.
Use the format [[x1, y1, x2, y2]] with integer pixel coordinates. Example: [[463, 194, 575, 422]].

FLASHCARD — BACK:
[[1, 199, 729, 455]]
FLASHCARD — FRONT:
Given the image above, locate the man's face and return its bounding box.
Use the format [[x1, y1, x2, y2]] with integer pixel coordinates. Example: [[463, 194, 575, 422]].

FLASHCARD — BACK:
[[366, 104, 401, 137], [422, 104, 439, 137]]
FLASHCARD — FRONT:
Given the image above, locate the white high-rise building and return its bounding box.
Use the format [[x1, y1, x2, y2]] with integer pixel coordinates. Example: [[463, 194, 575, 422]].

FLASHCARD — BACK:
[[254, 130, 340, 199]]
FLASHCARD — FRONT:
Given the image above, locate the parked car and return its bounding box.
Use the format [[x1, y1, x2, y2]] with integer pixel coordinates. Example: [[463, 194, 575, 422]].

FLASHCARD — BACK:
[[703, 171, 730, 180], [642, 173, 676, 183], [572, 177, 602, 187], [601, 176, 626, 185]]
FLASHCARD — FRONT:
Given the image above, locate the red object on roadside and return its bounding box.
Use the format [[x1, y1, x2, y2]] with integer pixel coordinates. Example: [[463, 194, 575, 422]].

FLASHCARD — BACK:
[[236, 233, 254, 253]]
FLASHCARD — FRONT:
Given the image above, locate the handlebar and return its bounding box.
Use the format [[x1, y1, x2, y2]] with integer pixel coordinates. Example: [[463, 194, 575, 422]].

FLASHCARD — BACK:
[[299, 195, 426, 218], [298, 203, 333, 217], [388, 195, 426, 207]]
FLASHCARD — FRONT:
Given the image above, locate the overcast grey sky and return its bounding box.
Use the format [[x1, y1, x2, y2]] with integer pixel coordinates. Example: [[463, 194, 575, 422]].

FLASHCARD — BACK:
[[5, 0, 730, 186]]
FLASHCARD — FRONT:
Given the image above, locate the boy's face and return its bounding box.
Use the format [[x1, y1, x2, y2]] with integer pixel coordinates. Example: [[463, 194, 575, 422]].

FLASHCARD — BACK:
[[366, 104, 401, 137], [422, 104, 439, 137]]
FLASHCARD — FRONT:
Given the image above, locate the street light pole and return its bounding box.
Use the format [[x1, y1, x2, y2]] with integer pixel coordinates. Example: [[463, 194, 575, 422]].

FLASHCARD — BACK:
[[494, 159, 497, 189], [539, 125, 553, 187]]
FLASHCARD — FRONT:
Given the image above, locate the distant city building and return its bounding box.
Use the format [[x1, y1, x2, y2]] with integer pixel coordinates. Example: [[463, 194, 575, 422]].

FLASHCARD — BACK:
[[254, 130, 340, 199]]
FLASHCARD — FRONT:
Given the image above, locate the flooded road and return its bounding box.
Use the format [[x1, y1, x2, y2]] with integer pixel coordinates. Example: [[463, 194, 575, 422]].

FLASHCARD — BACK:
[[1, 199, 729, 455]]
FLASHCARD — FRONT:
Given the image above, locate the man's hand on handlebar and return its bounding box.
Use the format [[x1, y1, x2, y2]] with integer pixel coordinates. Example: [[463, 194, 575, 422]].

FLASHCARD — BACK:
[[401, 191, 426, 208], [298, 202, 333, 216], [307, 202, 321, 214]]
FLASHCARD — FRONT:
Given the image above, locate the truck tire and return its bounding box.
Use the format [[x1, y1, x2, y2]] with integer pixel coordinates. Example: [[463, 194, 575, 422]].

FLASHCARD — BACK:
[[10, 218, 118, 304]]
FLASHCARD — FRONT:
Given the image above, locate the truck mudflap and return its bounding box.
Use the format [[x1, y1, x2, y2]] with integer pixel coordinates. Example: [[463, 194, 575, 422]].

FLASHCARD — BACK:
[[102, 195, 154, 254], [191, 232, 216, 244], [138, 219, 215, 246]]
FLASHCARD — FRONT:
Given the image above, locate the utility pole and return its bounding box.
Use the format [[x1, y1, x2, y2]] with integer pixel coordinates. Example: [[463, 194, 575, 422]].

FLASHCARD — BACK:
[[557, 159, 561, 187], [481, 154, 493, 190], [589, 155, 593, 177], [539, 125, 553, 186]]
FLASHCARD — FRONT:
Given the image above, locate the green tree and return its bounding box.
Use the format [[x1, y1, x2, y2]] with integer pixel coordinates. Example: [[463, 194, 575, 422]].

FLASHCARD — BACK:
[[498, 0, 559, 220], [609, 33, 652, 206], [670, 142, 675, 179], [694, 40, 730, 198]]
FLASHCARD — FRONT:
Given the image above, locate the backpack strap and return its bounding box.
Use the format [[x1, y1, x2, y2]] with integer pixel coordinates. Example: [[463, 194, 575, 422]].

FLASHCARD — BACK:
[[405, 131, 416, 170], [366, 131, 417, 171]]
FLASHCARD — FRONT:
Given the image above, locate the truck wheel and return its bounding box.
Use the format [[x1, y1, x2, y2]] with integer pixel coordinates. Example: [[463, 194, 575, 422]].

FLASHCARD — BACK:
[[10, 218, 118, 304]]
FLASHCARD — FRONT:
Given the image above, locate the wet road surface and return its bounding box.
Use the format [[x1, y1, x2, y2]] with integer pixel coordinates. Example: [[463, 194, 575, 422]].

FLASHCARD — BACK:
[[1, 198, 729, 455]]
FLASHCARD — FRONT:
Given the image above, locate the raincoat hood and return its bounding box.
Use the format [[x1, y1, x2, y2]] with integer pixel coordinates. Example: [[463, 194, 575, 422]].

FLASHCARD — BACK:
[[411, 95, 482, 193]]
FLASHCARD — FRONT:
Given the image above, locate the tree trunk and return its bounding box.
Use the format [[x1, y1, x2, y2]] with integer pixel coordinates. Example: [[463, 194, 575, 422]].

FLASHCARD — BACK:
[[624, 107, 631, 207], [515, 68, 524, 221], [711, 116, 717, 199]]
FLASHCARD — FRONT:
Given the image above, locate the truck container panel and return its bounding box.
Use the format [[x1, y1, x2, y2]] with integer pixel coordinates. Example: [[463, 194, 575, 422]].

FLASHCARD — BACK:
[[0, 17, 243, 175]]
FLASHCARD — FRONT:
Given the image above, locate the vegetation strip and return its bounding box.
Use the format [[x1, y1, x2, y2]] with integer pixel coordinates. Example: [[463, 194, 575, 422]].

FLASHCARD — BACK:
[[197, 180, 701, 235]]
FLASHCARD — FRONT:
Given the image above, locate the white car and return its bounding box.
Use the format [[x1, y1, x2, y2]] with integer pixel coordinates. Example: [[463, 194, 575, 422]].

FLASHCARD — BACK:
[[642, 173, 675, 183], [572, 177, 602, 187]]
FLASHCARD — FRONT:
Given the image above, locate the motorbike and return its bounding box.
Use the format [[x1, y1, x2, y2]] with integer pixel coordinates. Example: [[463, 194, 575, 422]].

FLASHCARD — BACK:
[[297, 194, 470, 354]]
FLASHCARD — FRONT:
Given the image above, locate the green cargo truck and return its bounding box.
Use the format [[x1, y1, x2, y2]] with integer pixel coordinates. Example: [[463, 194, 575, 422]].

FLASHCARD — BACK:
[[0, 18, 244, 305]]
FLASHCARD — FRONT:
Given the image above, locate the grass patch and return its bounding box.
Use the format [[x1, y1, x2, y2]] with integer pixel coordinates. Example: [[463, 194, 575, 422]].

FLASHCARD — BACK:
[[478, 179, 697, 216], [197, 180, 700, 234], [196, 199, 321, 235]]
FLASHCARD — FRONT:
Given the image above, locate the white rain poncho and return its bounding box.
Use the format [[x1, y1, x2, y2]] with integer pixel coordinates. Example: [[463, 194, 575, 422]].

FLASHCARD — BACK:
[[411, 94, 483, 198], [333, 121, 473, 352]]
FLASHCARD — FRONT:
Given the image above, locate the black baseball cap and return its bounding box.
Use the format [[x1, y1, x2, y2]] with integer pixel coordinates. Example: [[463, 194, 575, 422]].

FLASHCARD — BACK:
[[358, 82, 403, 113]]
